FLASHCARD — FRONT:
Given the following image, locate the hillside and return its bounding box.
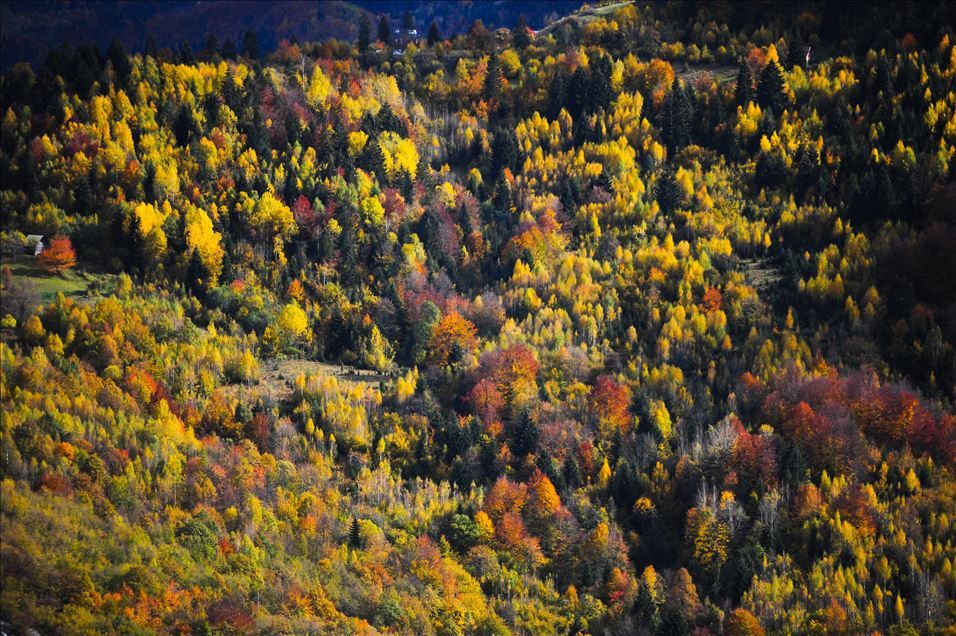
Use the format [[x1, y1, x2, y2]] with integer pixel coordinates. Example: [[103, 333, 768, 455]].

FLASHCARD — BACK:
[[1, 0, 955, 634]]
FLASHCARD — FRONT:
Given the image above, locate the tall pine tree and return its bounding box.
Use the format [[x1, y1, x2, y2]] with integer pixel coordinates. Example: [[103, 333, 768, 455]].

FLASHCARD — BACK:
[[427, 21, 442, 46], [734, 61, 754, 106], [656, 168, 683, 214], [661, 79, 692, 152], [358, 15, 371, 53], [378, 16, 392, 46], [513, 15, 532, 49], [107, 38, 131, 83], [242, 30, 259, 59], [757, 59, 786, 114]]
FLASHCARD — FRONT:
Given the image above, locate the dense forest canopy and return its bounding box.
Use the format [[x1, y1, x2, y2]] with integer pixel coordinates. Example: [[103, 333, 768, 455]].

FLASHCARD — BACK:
[[1, 0, 955, 634]]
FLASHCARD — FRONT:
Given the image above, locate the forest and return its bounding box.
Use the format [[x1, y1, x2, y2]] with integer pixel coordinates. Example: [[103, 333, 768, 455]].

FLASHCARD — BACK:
[[0, 0, 955, 634]]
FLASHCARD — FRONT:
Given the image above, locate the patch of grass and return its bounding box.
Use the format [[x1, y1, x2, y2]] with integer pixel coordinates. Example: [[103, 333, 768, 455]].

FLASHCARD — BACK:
[[4, 260, 90, 302], [539, 0, 635, 36]]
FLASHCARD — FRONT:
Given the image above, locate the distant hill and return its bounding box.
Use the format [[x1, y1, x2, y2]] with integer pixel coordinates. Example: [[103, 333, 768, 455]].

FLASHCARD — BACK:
[[0, 0, 584, 70], [0, 1, 367, 69], [352, 1, 584, 38]]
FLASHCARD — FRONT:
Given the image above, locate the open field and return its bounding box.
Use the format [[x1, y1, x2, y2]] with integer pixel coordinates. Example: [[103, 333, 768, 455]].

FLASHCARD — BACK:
[[3, 260, 90, 302], [220, 358, 393, 403]]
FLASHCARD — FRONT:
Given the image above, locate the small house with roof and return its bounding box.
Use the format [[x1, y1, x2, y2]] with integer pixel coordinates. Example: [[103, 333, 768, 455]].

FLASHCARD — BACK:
[[25, 235, 45, 256]]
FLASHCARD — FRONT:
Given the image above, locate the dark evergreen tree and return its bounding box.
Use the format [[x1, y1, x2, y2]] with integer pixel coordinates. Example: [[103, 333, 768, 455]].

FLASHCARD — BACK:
[[589, 54, 615, 113], [427, 21, 442, 46], [358, 15, 372, 53], [561, 455, 582, 491], [787, 34, 806, 69], [492, 176, 513, 212], [547, 69, 568, 119], [656, 168, 683, 214], [537, 450, 564, 491], [186, 248, 210, 297], [491, 127, 520, 177], [567, 65, 590, 119], [755, 151, 788, 189], [145, 34, 159, 59], [203, 92, 222, 130], [107, 38, 131, 82], [376, 103, 402, 134], [560, 178, 579, 216], [69, 52, 95, 99], [204, 34, 219, 59], [222, 70, 240, 112], [483, 54, 505, 101], [378, 16, 392, 46], [362, 139, 387, 181], [610, 459, 639, 508], [242, 30, 259, 59], [221, 37, 237, 60], [513, 15, 532, 50], [348, 516, 361, 547], [511, 409, 539, 457], [125, 212, 145, 271], [734, 61, 754, 106], [795, 145, 821, 200], [174, 106, 197, 147], [179, 42, 194, 64], [757, 59, 786, 114], [402, 11, 414, 33], [661, 79, 692, 152]]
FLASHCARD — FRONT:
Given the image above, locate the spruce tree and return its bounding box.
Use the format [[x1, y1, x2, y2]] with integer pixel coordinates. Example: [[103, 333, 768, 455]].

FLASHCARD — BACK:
[[787, 34, 806, 69], [358, 15, 371, 53], [483, 54, 505, 101], [186, 249, 210, 297], [205, 34, 219, 57], [757, 59, 786, 114], [427, 21, 442, 46], [656, 168, 683, 214], [174, 106, 196, 147], [242, 30, 259, 59], [513, 15, 532, 50], [145, 34, 159, 60], [222, 70, 239, 111], [348, 516, 361, 547], [378, 16, 392, 46], [107, 38, 131, 82], [362, 139, 387, 181], [567, 66, 590, 119], [512, 410, 539, 457], [661, 79, 692, 152], [221, 37, 236, 60], [125, 212, 145, 271], [492, 176, 513, 213], [491, 127, 519, 177], [179, 42, 194, 64], [562, 455, 582, 491], [734, 61, 753, 106], [547, 69, 567, 119], [590, 55, 615, 113]]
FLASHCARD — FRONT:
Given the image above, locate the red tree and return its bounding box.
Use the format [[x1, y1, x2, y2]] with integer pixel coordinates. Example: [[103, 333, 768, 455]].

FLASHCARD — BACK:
[[38, 236, 77, 273]]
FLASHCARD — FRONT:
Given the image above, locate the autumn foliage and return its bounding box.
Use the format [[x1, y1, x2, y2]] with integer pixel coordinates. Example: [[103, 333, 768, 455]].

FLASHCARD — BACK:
[[37, 236, 77, 273]]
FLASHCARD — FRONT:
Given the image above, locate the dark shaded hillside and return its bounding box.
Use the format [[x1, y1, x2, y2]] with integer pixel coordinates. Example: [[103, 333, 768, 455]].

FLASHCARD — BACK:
[[1, 0, 367, 69], [0, 0, 586, 70]]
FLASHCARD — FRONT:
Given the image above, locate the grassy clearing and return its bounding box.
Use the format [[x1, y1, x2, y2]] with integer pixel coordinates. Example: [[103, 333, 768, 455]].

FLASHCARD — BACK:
[[539, 1, 635, 36], [220, 359, 393, 404], [3, 260, 90, 302]]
